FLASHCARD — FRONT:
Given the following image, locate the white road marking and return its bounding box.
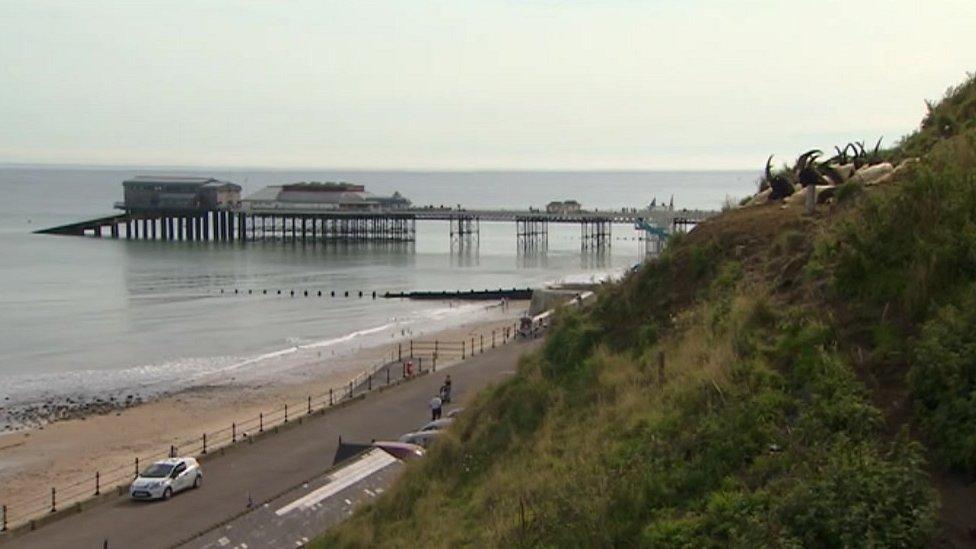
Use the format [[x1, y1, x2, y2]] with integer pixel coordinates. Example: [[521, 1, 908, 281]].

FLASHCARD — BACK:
[[217, 537, 230, 547], [275, 449, 397, 516]]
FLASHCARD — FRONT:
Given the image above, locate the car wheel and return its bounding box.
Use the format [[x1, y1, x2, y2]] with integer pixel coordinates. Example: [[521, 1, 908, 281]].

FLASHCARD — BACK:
[[194, 475, 202, 489], [162, 487, 172, 500]]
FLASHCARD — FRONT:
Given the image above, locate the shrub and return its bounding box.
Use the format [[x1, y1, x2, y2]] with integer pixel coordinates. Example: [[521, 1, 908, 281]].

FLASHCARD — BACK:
[[910, 286, 976, 473]]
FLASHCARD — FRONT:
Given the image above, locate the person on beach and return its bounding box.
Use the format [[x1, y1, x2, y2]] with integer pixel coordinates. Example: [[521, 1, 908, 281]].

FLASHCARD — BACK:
[[430, 393, 442, 420]]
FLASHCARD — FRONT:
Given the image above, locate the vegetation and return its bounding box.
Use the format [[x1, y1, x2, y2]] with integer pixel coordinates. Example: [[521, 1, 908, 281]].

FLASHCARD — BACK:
[[316, 74, 976, 547], [895, 73, 976, 161]]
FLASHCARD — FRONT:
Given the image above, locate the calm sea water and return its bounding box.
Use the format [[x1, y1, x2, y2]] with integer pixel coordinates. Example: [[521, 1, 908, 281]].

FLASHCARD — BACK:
[[0, 166, 755, 413]]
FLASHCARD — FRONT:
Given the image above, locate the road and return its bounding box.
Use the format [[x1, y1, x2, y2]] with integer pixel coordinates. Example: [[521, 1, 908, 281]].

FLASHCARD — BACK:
[[0, 338, 540, 549], [186, 450, 403, 549]]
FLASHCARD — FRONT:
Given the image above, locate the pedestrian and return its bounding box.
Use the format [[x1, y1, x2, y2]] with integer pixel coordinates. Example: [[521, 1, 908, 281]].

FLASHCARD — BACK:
[[429, 393, 442, 421], [442, 375, 452, 403]]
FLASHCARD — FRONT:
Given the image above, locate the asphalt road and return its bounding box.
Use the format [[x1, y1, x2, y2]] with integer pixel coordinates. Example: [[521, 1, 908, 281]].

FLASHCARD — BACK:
[[0, 338, 539, 549], [186, 451, 403, 549]]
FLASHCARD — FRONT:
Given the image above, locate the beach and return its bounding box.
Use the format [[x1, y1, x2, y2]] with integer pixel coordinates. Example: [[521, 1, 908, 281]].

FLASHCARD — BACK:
[[0, 303, 527, 510]]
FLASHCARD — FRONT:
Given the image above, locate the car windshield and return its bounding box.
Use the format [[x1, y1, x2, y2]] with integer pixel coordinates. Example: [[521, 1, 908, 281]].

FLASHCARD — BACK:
[[141, 463, 175, 478]]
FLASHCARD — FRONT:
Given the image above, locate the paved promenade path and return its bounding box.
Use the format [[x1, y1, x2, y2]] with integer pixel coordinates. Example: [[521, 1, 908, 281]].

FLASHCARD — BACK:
[[0, 338, 541, 549]]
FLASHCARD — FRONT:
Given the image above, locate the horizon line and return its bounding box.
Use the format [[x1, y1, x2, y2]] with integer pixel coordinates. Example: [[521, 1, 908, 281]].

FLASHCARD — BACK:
[[0, 161, 759, 174]]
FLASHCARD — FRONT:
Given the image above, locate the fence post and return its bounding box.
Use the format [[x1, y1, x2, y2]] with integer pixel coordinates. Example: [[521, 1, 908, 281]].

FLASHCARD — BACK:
[[471, 337, 475, 355], [95, 471, 100, 496], [232, 423, 237, 443], [329, 388, 334, 406], [410, 340, 414, 358], [368, 374, 372, 391], [50, 487, 56, 513], [284, 404, 289, 423], [202, 433, 207, 454], [401, 361, 406, 378], [658, 351, 666, 386], [2, 504, 6, 532], [349, 381, 353, 398], [493, 330, 496, 348], [398, 342, 402, 361], [135, 457, 139, 478], [259, 412, 264, 432], [462, 341, 466, 359], [308, 395, 312, 414], [480, 334, 484, 353], [170, 445, 176, 458]]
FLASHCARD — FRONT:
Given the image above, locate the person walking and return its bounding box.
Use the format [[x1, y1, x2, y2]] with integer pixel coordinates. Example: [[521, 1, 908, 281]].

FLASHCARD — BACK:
[[441, 375, 452, 403], [429, 393, 443, 421]]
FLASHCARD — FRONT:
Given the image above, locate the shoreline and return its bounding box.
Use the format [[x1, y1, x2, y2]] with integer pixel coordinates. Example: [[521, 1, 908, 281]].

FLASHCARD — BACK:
[[0, 298, 527, 433], [0, 302, 527, 508]]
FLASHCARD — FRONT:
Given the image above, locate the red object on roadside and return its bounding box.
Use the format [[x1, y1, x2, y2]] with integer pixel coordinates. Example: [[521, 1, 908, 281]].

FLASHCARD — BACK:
[[405, 360, 414, 377]]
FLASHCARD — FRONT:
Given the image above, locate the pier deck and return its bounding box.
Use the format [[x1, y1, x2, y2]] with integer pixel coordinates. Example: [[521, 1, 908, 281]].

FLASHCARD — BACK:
[[34, 206, 715, 250]]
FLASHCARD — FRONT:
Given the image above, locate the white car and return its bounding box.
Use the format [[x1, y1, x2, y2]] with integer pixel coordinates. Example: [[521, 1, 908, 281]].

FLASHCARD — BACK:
[[130, 457, 203, 501]]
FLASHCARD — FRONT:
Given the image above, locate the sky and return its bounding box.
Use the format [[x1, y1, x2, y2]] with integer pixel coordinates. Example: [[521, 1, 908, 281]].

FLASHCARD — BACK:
[[1, 0, 974, 170]]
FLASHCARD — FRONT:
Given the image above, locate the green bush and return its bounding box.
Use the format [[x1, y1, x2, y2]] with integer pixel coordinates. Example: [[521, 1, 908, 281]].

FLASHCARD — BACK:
[[910, 286, 976, 473], [827, 161, 976, 321], [834, 180, 864, 204]]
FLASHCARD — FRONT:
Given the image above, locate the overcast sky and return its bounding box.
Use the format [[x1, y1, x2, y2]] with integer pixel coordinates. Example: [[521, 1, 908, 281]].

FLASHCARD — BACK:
[[1, 0, 973, 170]]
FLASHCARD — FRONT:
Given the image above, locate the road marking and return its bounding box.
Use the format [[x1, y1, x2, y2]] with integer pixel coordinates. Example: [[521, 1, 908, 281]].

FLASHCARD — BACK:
[[364, 488, 376, 497], [217, 537, 230, 546], [275, 449, 397, 516]]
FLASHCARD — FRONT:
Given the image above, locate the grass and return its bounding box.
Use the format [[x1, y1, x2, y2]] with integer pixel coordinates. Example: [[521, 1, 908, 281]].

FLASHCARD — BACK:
[[312, 73, 976, 547], [316, 240, 937, 547]]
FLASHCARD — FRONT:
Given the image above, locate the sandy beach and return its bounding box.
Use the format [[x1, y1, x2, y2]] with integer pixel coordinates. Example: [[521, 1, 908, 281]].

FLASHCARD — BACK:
[[0, 302, 527, 511]]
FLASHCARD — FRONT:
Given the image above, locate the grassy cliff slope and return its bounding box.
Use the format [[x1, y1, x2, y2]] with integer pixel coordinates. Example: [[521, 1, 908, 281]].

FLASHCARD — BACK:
[[318, 75, 976, 548]]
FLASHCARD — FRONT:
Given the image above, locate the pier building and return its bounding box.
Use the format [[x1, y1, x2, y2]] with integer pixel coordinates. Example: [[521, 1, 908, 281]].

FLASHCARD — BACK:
[[120, 176, 241, 211], [242, 183, 411, 213]]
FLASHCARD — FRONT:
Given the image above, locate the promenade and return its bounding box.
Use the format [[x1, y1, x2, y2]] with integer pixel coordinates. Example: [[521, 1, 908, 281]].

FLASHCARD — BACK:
[[0, 338, 542, 549]]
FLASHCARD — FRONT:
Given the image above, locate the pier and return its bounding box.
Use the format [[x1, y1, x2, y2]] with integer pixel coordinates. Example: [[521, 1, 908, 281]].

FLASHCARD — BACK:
[[35, 207, 712, 251], [35, 176, 714, 251]]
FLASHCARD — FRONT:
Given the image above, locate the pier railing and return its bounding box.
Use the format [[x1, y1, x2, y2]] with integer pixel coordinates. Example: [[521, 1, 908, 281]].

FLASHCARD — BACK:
[[0, 323, 522, 535]]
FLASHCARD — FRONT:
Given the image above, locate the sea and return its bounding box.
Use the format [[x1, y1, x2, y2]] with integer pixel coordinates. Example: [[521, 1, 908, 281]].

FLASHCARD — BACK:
[[0, 166, 756, 425]]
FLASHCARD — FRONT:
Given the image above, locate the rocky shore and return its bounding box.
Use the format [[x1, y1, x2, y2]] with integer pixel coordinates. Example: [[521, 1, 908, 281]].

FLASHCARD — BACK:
[[1, 391, 150, 433]]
